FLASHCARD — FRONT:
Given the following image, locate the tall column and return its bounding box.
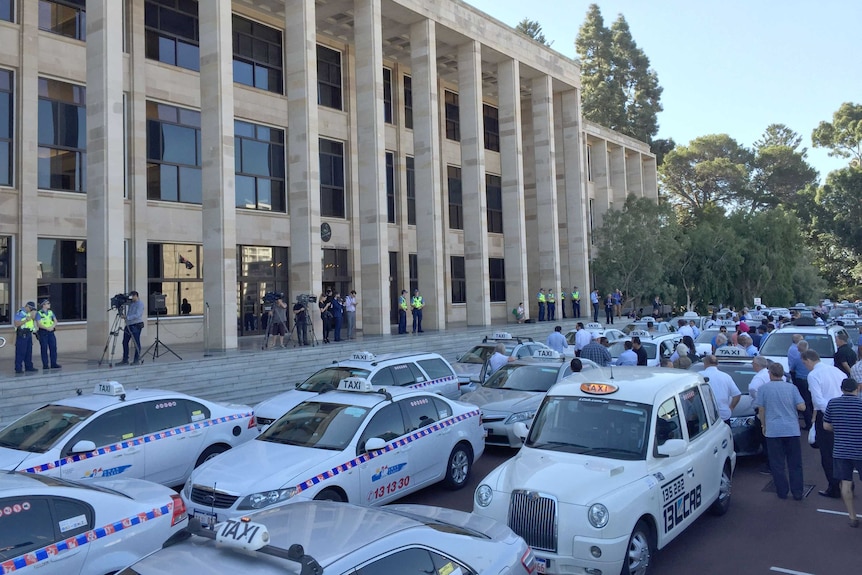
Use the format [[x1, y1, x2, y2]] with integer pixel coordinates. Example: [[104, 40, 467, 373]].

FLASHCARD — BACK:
[[354, 0, 388, 336], [609, 144, 626, 207], [285, 0, 322, 330], [591, 139, 610, 227], [410, 19, 445, 330], [199, 1, 237, 351], [85, 0, 125, 358], [642, 156, 658, 200], [458, 40, 489, 326], [497, 59, 528, 322], [626, 151, 644, 198], [532, 76, 561, 302], [560, 89, 590, 304]]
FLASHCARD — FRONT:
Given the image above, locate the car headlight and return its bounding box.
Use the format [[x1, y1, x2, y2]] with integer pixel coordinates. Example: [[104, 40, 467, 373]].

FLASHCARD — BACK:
[[588, 503, 609, 528], [505, 410, 536, 425], [475, 484, 493, 507], [237, 487, 298, 510]]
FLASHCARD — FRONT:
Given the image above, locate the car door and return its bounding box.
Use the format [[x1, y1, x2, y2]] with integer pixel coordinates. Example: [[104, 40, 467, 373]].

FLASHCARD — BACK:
[[398, 395, 448, 486], [416, 357, 459, 399], [675, 387, 715, 525], [139, 399, 208, 486], [357, 403, 410, 505], [60, 404, 145, 481], [653, 396, 698, 546], [699, 382, 730, 493]]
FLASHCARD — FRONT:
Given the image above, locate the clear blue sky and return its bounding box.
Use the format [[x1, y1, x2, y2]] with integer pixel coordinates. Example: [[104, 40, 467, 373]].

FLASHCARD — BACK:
[[464, 0, 861, 181]]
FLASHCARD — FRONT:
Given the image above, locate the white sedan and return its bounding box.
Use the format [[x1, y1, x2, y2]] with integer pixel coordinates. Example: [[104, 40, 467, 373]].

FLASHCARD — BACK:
[[0, 471, 187, 575], [0, 382, 257, 487], [183, 379, 485, 526]]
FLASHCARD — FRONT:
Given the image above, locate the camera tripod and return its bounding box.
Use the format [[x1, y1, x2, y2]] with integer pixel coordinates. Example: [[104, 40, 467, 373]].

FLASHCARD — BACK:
[[99, 310, 140, 367], [142, 311, 182, 362], [287, 304, 318, 347]]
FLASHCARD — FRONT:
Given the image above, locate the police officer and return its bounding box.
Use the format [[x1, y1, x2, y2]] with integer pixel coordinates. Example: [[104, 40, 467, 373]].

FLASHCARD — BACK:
[[411, 288, 425, 333], [560, 289, 567, 318], [398, 290, 408, 334], [537, 288, 546, 322], [36, 299, 61, 369], [13, 301, 38, 374], [572, 286, 581, 318], [547, 289, 556, 321]]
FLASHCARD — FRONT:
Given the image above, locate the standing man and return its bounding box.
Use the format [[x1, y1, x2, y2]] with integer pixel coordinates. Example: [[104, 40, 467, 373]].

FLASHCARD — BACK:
[[574, 322, 592, 356], [613, 289, 623, 318], [411, 288, 424, 333], [604, 293, 614, 325], [13, 301, 38, 373], [559, 289, 567, 319], [754, 363, 806, 500], [292, 298, 309, 346], [345, 290, 357, 340], [547, 289, 556, 321], [590, 289, 600, 323], [677, 319, 694, 340], [581, 335, 612, 367], [270, 295, 288, 348], [618, 341, 638, 366], [546, 325, 567, 354], [632, 336, 648, 366], [791, 340, 814, 430], [571, 286, 581, 318], [699, 354, 742, 425], [652, 296, 661, 317], [331, 291, 344, 342], [823, 377, 862, 527], [804, 349, 846, 498], [397, 290, 408, 334], [834, 332, 856, 377], [36, 299, 61, 369], [536, 288, 546, 322], [120, 291, 144, 365]]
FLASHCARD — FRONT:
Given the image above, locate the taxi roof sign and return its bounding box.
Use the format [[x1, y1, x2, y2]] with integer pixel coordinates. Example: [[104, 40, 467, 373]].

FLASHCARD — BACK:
[[640, 316, 656, 323], [585, 322, 604, 330], [491, 331, 513, 340], [715, 347, 746, 359], [94, 381, 125, 396], [629, 330, 651, 338], [350, 351, 375, 361], [532, 349, 561, 359], [215, 518, 270, 551], [339, 377, 373, 392], [683, 311, 699, 318], [580, 382, 619, 395], [717, 319, 736, 327]]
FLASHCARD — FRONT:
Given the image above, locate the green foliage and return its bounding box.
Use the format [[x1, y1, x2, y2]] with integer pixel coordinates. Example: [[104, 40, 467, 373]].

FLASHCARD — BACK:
[[651, 137, 676, 167], [811, 102, 862, 163], [515, 18, 552, 46]]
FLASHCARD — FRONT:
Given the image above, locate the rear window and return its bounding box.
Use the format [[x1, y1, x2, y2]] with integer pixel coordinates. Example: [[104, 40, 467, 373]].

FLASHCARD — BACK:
[[484, 365, 560, 392], [0, 405, 94, 453], [759, 333, 835, 358], [417, 358, 454, 380]]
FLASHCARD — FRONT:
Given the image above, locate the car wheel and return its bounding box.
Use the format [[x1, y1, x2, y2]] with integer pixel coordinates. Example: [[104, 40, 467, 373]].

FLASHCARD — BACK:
[[709, 463, 732, 516], [195, 444, 229, 468], [313, 488, 345, 502], [443, 443, 472, 490], [621, 520, 653, 575]]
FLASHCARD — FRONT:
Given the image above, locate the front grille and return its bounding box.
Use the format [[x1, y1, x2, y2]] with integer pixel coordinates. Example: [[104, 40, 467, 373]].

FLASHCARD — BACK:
[[190, 486, 239, 509], [508, 490, 557, 552]]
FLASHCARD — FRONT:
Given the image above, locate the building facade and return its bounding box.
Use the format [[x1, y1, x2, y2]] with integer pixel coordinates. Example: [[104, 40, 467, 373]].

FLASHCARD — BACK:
[[0, 0, 656, 358]]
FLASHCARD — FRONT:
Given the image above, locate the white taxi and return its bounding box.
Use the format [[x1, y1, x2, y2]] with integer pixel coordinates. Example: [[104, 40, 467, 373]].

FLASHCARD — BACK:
[[182, 379, 485, 526], [607, 330, 682, 367], [565, 324, 627, 357], [0, 382, 257, 487], [1, 471, 187, 575], [473, 367, 735, 575]]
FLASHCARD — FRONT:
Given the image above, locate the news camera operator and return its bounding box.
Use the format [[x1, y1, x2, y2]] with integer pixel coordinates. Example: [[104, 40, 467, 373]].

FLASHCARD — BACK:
[[120, 291, 144, 365], [270, 294, 288, 348], [293, 296, 310, 346]]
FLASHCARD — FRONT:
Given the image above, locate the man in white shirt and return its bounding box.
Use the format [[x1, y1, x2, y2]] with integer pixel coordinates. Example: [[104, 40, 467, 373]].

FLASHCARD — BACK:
[[546, 325, 567, 354], [574, 322, 592, 355], [344, 290, 358, 339], [487, 342, 511, 375], [699, 354, 742, 423], [677, 319, 694, 339], [748, 355, 771, 403], [803, 349, 846, 498]]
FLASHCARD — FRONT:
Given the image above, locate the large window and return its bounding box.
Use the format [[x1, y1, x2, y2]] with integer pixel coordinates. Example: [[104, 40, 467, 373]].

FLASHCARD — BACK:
[[38, 78, 86, 193], [37, 239, 87, 321], [0, 70, 11, 187], [148, 243, 202, 316], [385, 151, 395, 223], [447, 165, 463, 230], [406, 155, 415, 225], [144, 0, 200, 72], [317, 45, 342, 110], [403, 75, 413, 130], [450, 256, 465, 304], [147, 101, 202, 204], [444, 90, 460, 141], [486, 174, 503, 234], [0, 236, 10, 323], [39, 0, 86, 40], [383, 68, 393, 124], [319, 138, 345, 218], [235, 120, 285, 212], [489, 257, 505, 302], [483, 104, 499, 152], [233, 15, 282, 94], [323, 248, 351, 296], [0, 0, 12, 22]]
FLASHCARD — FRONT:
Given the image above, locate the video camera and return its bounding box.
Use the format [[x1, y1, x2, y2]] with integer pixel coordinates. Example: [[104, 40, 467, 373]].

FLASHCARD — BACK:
[[262, 292, 285, 305], [110, 293, 131, 310], [296, 294, 317, 306]]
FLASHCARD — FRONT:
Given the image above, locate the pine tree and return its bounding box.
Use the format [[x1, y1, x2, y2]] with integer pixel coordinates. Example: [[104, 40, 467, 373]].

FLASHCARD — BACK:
[[516, 18, 552, 47], [575, 5, 623, 130]]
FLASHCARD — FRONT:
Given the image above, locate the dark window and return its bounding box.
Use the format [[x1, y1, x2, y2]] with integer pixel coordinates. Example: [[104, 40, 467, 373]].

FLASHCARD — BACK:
[[445, 90, 460, 141], [371, 367, 395, 387], [0, 0, 12, 22], [356, 548, 474, 575], [38, 78, 86, 192], [403, 75, 413, 130], [232, 14, 283, 94], [317, 45, 342, 110], [586, 144, 592, 181], [321, 248, 351, 295], [700, 383, 720, 425], [148, 243, 203, 316], [0, 498, 55, 560], [235, 120, 286, 212], [390, 363, 420, 386], [405, 156, 415, 225], [65, 405, 140, 452], [358, 403, 406, 452], [37, 239, 87, 320], [486, 173, 503, 233], [53, 498, 93, 539], [319, 138, 345, 218], [146, 101, 202, 204], [383, 68, 393, 124], [489, 258, 506, 302], [451, 256, 465, 304], [0, 236, 10, 323], [417, 358, 455, 380], [385, 151, 395, 223], [483, 103, 499, 151], [144, 0, 200, 71], [679, 387, 709, 441], [0, 69, 11, 186], [654, 397, 683, 451], [39, 0, 86, 40], [447, 165, 462, 230], [400, 396, 439, 432], [141, 399, 192, 433], [408, 253, 417, 294]]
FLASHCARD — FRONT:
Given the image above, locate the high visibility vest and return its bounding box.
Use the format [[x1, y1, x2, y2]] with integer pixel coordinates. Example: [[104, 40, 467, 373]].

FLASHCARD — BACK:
[[17, 310, 35, 331], [412, 296, 424, 309], [537, 292, 546, 303], [560, 291, 566, 301], [399, 296, 408, 311], [547, 293, 556, 303], [572, 291, 580, 301], [38, 310, 56, 329]]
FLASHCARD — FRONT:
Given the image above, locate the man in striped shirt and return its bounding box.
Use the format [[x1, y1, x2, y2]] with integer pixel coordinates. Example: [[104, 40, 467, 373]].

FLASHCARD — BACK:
[[823, 377, 862, 527]]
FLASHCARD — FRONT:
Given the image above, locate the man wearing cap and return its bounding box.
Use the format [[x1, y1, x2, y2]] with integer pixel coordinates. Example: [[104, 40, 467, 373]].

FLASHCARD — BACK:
[[13, 301, 38, 373], [120, 291, 145, 365], [823, 377, 862, 527], [36, 299, 61, 369]]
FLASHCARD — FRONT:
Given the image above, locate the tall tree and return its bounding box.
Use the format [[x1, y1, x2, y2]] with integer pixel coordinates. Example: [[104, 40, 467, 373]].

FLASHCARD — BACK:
[[811, 102, 862, 164], [575, 5, 623, 130], [750, 125, 818, 212], [515, 18, 552, 46]]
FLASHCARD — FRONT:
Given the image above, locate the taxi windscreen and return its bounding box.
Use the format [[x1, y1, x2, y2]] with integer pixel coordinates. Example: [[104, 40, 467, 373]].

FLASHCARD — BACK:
[[0, 405, 94, 453], [257, 402, 370, 450], [759, 333, 836, 358], [484, 365, 560, 392], [297, 366, 372, 391], [526, 396, 651, 460]]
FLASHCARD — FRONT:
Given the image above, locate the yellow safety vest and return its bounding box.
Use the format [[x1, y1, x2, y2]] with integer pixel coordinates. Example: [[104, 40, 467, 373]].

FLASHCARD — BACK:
[[560, 292, 566, 301], [573, 291, 580, 301], [537, 292, 546, 303], [38, 310, 56, 329], [399, 296, 408, 311], [17, 311, 35, 331], [547, 293, 556, 303], [412, 296, 424, 309]]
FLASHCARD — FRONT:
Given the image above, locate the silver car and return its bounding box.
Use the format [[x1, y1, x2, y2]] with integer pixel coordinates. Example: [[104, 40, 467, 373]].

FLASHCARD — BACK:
[[118, 501, 537, 575]]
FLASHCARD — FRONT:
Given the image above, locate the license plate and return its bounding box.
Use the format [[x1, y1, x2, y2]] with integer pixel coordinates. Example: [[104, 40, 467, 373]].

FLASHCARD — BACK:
[[191, 508, 217, 529], [535, 558, 547, 574]]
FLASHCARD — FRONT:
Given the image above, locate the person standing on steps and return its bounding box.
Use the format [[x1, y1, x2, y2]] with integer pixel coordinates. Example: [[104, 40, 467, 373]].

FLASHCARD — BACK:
[[398, 290, 408, 334], [13, 301, 38, 374], [536, 288, 546, 322], [36, 299, 61, 369], [571, 286, 580, 318], [411, 288, 424, 333]]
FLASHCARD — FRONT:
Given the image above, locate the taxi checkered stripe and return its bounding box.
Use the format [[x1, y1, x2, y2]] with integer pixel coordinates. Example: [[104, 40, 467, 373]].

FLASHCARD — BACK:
[[22, 412, 254, 474], [295, 408, 480, 493], [1, 504, 172, 573], [407, 375, 457, 390]]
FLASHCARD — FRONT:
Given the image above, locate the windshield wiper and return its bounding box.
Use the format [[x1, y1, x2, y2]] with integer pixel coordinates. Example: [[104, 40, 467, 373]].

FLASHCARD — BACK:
[[530, 441, 589, 450]]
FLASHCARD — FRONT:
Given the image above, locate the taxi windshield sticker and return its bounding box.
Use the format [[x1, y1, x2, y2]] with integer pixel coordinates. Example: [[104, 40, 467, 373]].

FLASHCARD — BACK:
[[1, 502, 31, 517], [438, 562, 464, 575]]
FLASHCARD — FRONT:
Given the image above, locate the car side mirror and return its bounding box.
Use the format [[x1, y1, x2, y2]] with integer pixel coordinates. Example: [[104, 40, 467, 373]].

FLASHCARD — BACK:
[[365, 438, 386, 452], [513, 422, 529, 440], [71, 440, 97, 454], [656, 439, 686, 457]]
